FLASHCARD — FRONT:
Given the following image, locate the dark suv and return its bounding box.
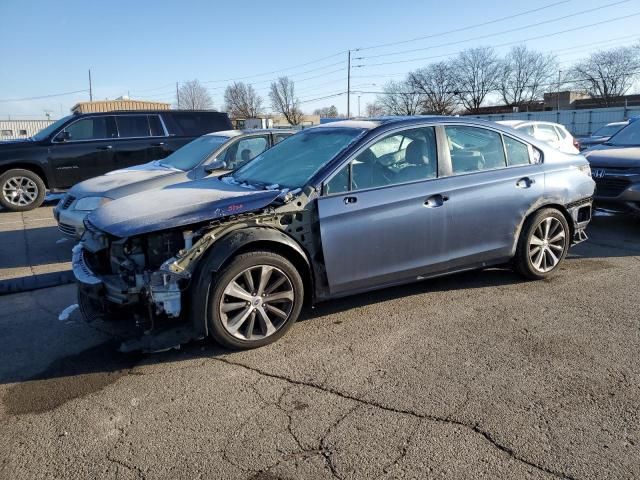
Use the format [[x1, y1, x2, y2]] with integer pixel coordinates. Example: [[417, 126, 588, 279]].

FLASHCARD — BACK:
[[0, 110, 232, 211]]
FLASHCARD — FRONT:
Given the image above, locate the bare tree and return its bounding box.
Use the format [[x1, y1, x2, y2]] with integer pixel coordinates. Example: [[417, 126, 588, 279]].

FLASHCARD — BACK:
[[408, 62, 458, 114], [177, 79, 214, 110], [499, 45, 557, 107], [570, 46, 640, 106], [365, 102, 385, 117], [269, 77, 303, 125], [224, 82, 263, 118], [454, 47, 500, 114], [313, 105, 339, 117], [376, 80, 425, 116]]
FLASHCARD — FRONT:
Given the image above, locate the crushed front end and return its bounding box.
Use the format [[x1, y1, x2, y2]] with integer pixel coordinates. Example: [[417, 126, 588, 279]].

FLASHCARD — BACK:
[[73, 220, 198, 351]]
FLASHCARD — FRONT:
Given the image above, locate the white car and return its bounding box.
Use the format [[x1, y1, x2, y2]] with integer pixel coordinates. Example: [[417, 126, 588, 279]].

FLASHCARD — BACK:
[[497, 120, 579, 154]]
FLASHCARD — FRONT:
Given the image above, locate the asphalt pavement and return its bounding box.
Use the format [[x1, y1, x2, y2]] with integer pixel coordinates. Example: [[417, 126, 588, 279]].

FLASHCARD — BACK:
[[0, 201, 74, 294], [0, 213, 639, 479]]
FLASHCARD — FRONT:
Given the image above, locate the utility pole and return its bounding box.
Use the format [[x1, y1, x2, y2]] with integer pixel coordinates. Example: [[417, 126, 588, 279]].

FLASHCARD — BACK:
[[347, 50, 351, 119], [358, 95, 361, 117], [88, 69, 93, 102], [176, 82, 180, 109], [556, 70, 562, 111]]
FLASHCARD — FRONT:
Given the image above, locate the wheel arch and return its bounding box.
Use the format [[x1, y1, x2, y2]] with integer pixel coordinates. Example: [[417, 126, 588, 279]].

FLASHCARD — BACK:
[[188, 227, 314, 338], [511, 202, 574, 256], [0, 162, 50, 188]]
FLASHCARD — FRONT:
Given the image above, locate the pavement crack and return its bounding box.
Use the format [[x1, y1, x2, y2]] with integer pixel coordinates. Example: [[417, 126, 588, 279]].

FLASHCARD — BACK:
[[213, 356, 576, 480]]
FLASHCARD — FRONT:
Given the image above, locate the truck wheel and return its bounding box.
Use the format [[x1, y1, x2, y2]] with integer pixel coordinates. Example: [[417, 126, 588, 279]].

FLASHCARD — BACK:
[[0, 169, 46, 212], [514, 208, 570, 280], [207, 250, 304, 349]]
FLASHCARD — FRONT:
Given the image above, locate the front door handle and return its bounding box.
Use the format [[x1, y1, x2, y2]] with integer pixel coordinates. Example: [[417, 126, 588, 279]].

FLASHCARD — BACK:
[[516, 177, 535, 188], [344, 196, 358, 205], [96, 145, 112, 150], [424, 194, 449, 208], [151, 142, 166, 147]]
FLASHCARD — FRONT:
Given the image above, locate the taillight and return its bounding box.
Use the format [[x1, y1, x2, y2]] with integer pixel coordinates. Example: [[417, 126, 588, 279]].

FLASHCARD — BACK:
[[573, 138, 580, 149]]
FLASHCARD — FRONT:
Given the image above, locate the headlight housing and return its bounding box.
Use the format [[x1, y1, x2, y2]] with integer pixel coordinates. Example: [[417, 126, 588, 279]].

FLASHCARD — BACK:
[[578, 164, 591, 176], [75, 196, 112, 211]]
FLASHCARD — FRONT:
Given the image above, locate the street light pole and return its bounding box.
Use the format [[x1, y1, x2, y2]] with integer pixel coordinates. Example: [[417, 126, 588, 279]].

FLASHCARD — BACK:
[[358, 95, 361, 117]]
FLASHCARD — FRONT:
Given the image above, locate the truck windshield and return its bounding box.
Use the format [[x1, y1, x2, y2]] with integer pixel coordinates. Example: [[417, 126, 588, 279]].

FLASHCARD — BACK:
[[607, 120, 640, 146], [161, 135, 229, 171], [232, 128, 364, 189], [31, 115, 74, 141]]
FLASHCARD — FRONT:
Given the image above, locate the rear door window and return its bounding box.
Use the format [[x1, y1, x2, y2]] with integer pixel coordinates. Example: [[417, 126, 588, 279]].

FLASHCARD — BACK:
[[167, 112, 231, 136], [149, 115, 165, 136], [445, 126, 507, 174], [116, 115, 151, 138]]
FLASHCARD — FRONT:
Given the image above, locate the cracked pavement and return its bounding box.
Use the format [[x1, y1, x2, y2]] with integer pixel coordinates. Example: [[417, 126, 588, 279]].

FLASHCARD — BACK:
[[0, 213, 639, 479]]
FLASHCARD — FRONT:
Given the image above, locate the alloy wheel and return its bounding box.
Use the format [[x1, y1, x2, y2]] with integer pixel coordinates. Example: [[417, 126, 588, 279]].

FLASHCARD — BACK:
[[2, 176, 39, 207], [219, 265, 295, 340], [528, 217, 567, 273]]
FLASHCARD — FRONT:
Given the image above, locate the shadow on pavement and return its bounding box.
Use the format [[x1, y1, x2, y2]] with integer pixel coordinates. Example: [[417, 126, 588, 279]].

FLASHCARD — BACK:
[[2, 210, 639, 415]]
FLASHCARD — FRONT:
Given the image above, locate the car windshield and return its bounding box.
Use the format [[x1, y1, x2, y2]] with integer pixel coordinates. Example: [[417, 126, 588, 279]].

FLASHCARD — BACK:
[[160, 135, 229, 170], [31, 115, 74, 141], [606, 120, 640, 146], [231, 127, 364, 189], [593, 124, 625, 137]]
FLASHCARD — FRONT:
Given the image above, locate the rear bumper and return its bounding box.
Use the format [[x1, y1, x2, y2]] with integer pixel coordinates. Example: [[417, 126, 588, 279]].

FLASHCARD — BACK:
[[566, 197, 593, 245]]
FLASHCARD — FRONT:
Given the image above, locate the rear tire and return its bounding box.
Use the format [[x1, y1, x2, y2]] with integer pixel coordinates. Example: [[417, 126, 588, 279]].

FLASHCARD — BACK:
[[0, 168, 46, 212], [206, 250, 304, 350], [514, 208, 570, 280]]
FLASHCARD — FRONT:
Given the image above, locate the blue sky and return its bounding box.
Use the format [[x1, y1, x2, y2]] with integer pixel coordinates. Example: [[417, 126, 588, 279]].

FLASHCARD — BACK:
[[1, 0, 638, 119]]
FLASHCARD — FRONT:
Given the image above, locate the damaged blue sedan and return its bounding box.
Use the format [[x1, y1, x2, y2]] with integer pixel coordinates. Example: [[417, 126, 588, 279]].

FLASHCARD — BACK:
[[74, 117, 595, 351]]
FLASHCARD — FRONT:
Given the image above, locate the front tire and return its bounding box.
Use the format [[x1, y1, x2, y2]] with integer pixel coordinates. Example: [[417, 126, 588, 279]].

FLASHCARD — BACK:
[[514, 208, 570, 280], [207, 251, 304, 349], [0, 168, 46, 212]]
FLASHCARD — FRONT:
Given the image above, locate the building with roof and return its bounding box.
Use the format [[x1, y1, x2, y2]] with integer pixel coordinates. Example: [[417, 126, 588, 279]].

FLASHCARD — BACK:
[[71, 97, 170, 114]]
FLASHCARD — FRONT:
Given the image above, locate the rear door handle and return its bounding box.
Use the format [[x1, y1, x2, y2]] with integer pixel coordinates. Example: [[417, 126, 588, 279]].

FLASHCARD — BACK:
[[96, 145, 112, 150], [344, 196, 358, 205], [151, 142, 166, 147], [424, 194, 449, 208], [516, 177, 535, 188]]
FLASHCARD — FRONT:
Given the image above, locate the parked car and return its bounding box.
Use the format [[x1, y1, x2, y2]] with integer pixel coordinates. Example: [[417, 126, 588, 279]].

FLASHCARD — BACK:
[[577, 121, 628, 151], [583, 118, 640, 216], [0, 110, 232, 212], [73, 117, 594, 351], [497, 120, 579, 154], [54, 129, 294, 238]]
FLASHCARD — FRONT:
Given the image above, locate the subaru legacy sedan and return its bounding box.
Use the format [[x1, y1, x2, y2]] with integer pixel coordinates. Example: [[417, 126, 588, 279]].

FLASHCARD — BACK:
[[73, 117, 595, 351], [55, 129, 294, 238]]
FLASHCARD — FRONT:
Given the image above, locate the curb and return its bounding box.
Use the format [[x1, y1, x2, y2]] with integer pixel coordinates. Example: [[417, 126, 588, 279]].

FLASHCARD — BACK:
[[0, 270, 75, 295]]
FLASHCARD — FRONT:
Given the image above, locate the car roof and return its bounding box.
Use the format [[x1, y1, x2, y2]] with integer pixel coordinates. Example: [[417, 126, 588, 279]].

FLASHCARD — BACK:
[[313, 116, 512, 131], [497, 120, 566, 129], [205, 128, 296, 138], [73, 110, 228, 116]]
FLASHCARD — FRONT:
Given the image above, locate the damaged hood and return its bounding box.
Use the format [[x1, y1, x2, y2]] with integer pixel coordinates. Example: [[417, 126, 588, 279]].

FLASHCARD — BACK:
[[70, 162, 187, 199], [88, 177, 283, 237]]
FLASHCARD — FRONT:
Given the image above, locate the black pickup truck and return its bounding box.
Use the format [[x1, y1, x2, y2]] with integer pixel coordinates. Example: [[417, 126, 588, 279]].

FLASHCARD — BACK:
[[0, 110, 232, 211]]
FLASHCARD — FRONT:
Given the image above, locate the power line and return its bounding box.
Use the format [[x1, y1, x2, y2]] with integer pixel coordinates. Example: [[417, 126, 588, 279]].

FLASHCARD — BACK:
[[357, 0, 629, 61], [0, 89, 89, 103], [357, 0, 571, 52], [356, 12, 640, 68]]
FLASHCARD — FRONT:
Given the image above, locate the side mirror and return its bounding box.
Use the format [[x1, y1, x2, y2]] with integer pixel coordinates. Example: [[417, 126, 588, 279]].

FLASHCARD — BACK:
[[55, 131, 70, 143], [205, 159, 226, 173]]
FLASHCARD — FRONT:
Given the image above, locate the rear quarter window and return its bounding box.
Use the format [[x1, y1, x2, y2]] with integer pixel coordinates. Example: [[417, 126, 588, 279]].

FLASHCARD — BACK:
[[163, 112, 232, 136]]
